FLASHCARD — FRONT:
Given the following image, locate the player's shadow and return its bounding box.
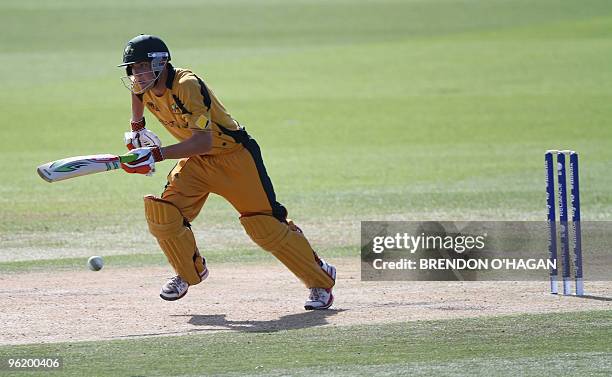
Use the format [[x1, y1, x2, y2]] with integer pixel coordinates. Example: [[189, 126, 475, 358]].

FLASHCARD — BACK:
[[172, 309, 345, 333], [575, 294, 612, 302]]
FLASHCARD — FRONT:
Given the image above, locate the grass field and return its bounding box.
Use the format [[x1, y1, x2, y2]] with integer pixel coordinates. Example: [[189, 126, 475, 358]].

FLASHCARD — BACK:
[[1, 0, 612, 376], [3, 0, 612, 259], [0, 310, 611, 376]]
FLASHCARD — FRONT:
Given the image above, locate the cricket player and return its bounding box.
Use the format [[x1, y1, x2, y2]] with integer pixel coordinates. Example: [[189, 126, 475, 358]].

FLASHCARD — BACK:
[[117, 34, 336, 310]]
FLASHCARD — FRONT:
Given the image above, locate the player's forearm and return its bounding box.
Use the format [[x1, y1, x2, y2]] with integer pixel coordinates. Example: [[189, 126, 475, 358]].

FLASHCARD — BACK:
[[160, 131, 213, 159], [131, 93, 145, 121]]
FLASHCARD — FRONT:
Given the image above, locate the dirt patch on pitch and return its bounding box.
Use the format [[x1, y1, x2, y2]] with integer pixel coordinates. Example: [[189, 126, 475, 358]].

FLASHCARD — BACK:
[[1, 258, 611, 345]]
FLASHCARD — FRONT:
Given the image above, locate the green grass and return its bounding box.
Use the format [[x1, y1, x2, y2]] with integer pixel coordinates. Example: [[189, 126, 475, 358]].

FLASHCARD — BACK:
[[0, 246, 355, 273], [3, 1, 612, 267], [0, 310, 610, 376], [3, 0, 612, 247]]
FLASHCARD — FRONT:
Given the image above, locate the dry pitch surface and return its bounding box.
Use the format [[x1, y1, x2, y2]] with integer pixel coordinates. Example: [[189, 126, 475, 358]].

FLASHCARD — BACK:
[[1, 258, 610, 345]]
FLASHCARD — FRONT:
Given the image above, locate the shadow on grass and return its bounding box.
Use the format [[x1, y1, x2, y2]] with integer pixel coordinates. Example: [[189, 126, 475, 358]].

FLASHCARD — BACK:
[[173, 309, 346, 333]]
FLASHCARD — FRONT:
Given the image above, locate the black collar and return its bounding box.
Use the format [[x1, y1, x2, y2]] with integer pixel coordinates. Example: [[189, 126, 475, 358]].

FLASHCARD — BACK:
[[165, 63, 176, 89]]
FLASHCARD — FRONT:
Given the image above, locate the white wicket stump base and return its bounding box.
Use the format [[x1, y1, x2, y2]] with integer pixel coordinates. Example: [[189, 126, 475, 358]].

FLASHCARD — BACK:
[[550, 276, 558, 295], [575, 278, 584, 296]]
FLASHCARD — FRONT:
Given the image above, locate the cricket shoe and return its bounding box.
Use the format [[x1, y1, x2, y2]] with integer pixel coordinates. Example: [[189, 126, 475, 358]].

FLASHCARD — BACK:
[[304, 259, 336, 310], [160, 263, 209, 301]]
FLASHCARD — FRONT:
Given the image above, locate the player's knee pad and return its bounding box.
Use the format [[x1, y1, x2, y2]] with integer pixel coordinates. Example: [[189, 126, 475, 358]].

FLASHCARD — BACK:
[[240, 214, 334, 288], [144, 195, 206, 285]]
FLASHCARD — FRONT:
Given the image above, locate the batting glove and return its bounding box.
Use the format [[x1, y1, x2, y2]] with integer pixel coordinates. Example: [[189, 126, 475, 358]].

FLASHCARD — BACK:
[[124, 117, 162, 151], [121, 146, 164, 176]]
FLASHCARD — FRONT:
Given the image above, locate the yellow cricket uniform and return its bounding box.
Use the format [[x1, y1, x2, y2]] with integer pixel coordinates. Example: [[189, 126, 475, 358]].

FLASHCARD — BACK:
[[142, 65, 241, 154], [142, 64, 334, 290]]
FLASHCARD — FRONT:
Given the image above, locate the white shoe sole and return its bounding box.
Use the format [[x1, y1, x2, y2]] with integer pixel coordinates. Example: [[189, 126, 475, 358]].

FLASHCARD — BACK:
[[304, 293, 334, 310], [160, 289, 188, 301]]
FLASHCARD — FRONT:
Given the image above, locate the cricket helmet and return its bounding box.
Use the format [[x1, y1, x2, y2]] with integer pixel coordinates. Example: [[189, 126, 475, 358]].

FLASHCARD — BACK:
[[119, 34, 170, 68], [119, 34, 171, 94]]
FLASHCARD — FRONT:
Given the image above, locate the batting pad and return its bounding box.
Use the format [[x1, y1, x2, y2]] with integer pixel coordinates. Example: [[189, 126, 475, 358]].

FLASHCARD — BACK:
[[240, 214, 335, 289], [144, 195, 206, 285]]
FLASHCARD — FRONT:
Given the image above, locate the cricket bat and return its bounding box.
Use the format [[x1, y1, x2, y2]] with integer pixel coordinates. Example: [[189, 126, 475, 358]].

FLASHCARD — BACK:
[[37, 154, 138, 183]]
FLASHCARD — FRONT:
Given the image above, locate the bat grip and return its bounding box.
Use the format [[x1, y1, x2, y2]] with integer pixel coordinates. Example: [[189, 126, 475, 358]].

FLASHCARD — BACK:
[[119, 154, 138, 164]]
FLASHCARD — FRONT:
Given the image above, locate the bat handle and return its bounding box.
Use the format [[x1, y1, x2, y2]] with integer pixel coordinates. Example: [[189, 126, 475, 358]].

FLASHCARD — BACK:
[[119, 154, 138, 164]]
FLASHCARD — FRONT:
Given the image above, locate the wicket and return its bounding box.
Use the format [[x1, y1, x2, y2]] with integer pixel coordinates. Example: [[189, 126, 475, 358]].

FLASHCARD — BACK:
[[545, 150, 584, 296]]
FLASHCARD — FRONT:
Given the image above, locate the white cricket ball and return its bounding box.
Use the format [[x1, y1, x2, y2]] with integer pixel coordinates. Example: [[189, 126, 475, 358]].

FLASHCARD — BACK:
[[87, 256, 104, 271]]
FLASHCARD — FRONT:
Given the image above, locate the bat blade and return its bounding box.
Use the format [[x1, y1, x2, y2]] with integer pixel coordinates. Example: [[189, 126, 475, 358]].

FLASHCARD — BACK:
[[37, 154, 137, 183]]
